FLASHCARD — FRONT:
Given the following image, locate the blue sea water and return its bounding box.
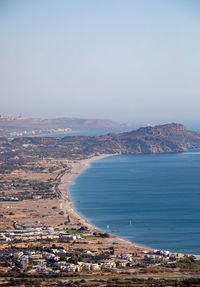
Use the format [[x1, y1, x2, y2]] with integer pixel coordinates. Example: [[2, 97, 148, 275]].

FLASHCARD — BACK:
[[69, 150, 200, 254]]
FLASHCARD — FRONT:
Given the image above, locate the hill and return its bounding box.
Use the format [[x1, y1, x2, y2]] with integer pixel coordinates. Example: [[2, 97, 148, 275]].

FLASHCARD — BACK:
[[1, 123, 200, 174], [58, 123, 200, 155], [9, 123, 200, 158], [0, 115, 125, 136]]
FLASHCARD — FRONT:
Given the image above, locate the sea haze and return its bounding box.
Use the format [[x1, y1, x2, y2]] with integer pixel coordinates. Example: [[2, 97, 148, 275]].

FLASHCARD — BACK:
[[69, 150, 200, 254]]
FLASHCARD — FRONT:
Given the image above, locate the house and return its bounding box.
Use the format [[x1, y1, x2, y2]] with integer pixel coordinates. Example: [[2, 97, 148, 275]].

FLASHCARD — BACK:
[[115, 259, 128, 268], [144, 254, 163, 263], [54, 261, 66, 271], [91, 263, 101, 271], [79, 262, 91, 271], [120, 254, 133, 262], [99, 260, 116, 269], [65, 263, 77, 272], [59, 234, 74, 241], [29, 253, 43, 260], [32, 258, 46, 265]]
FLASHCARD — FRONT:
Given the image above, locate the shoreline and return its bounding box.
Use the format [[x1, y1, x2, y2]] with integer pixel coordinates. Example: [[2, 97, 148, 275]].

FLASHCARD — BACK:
[[58, 153, 146, 250], [58, 154, 200, 258]]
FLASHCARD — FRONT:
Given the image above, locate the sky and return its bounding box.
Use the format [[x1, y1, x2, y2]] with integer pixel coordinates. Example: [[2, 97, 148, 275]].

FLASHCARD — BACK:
[[0, 0, 200, 126]]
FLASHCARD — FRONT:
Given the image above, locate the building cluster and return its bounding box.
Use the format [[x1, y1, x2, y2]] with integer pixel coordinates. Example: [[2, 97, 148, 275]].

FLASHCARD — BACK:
[[0, 243, 181, 275], [0, 248, 135, 274], [0, 225, 182, 275], [0, 227, 83, 243], [141, 249, 179, 264], [9, 128, 72, 137]]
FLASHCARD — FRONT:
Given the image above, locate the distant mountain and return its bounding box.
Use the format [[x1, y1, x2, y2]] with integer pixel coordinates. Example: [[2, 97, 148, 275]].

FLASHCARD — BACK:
[[0, 115, 127, 136], [10, 123, 200, 158]]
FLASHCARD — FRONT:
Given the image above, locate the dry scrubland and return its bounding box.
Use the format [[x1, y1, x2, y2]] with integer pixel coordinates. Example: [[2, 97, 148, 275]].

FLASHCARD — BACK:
[[0, 124, 200, 285]]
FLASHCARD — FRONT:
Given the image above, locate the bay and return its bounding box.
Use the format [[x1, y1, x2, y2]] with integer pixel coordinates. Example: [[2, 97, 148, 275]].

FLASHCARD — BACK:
[[69, 149, 200, 254]]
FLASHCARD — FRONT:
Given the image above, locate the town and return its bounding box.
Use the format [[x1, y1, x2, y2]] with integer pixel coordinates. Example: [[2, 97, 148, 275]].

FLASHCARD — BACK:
[[8, 128, 72, 138], [0, 223, 182, 275]]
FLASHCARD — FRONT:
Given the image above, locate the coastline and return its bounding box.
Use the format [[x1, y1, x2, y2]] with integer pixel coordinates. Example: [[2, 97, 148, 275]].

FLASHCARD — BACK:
[[57, 153, 200, 258], [58, 153, 146, 251]]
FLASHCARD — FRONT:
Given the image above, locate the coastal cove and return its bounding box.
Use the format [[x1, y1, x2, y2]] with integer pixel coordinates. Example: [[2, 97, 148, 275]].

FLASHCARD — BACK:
[[69, 150, 200, 255]]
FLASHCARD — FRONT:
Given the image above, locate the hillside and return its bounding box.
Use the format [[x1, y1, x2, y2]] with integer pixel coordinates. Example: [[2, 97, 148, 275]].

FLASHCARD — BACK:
[[0, 123, 200, 174], [115, 123, 200, 154], [0, 115, 125, 136], [58, 123, 200, 155], [8, 123, 200, 156]]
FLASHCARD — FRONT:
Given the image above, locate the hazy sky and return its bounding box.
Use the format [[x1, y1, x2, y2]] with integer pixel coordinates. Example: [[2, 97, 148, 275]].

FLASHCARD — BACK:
[[1, 0, 200, 125]]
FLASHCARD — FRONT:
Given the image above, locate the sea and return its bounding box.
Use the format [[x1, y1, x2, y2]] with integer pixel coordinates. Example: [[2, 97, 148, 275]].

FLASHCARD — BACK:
[[69, 149, 200, 254]]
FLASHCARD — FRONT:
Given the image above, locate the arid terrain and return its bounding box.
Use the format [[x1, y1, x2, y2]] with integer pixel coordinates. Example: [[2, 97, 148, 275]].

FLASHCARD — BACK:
[[0, 123, 200, 286]]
